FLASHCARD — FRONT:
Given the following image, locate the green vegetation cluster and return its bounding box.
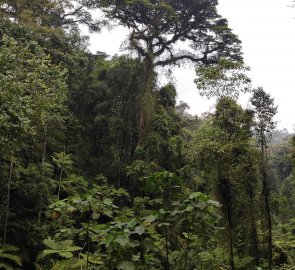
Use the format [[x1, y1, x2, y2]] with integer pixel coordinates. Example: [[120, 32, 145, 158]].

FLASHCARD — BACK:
[[0, 1, 295, 269]]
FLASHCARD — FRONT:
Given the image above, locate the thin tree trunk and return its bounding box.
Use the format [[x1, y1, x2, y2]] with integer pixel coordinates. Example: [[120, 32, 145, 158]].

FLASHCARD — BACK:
[[250, 193, 259, 265], [140, 244, 146, 270], [262, 169, 272, 270], [227, 211, 235, 270], [184, 233, 190, 270], [3, 157, 14, 245], [86, 203, 90, 270], [165, 228, 170, 270], [38, 123, 48, 224], [42, 123, 48, 166], [57, 168, 63, 200], [57, 147, 66, 200], [265, 191, 272, 270], [261, 145, 272, 270], [218, 171, 235, 270], [219, 102, 234, 270], [117, 134, 123, 188], [138, 109, 147, 145]]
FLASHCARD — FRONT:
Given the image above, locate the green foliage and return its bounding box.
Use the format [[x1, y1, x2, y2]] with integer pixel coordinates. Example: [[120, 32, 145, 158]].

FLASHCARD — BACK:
[[52, 153, 74, 171], [274, 219, 295, 267], [251, 87, 278, 269], [145, 171, 181, 195], [97, 0, 242, 66], [195, 59, 251, 100], [36, 238, 88, 270], [39, 239, 81, 260], [70, 55, 145, 182], [0, 34, 67, 155], [0, 0, 100, 31], [187, 97, 262, 268], [38, 179, 221, 270], [0, 245, 22, 270], [250, 87, 278, 147], [0, 1, 291, 269]]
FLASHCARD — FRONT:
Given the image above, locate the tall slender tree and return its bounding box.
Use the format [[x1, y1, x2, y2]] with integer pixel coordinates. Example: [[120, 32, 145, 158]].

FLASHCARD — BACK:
[[189, 97, 255, 270], [250, 87, 278, 270]]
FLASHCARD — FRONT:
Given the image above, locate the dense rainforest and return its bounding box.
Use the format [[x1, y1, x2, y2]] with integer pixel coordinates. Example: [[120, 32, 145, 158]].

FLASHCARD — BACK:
[[0, 0, 295, 269]]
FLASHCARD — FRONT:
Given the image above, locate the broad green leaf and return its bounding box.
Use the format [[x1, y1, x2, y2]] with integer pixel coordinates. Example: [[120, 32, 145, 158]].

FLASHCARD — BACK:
[[117, 261, 135, 270], [134, 226, 145, 235], [115, 237, 129, 247], [91, 211, 100, 220]]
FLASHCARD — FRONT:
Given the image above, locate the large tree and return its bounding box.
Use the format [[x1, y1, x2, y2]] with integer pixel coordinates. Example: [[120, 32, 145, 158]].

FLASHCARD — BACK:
[[96, 0, 243, 143], [97, 0, 242, 66]]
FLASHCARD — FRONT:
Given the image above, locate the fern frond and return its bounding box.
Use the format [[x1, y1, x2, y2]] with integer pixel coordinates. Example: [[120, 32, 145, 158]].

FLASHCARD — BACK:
[[0, 253, 22, 266], [0, 245, 22, 269], [0, 245, 19, 253], [38, 249, 59, 260], [39, 249, 74, 260], [51, 261, 63, 270], [43, 239, 73, 250], [40, 238, 82, 262], [80, 253, 104, 265], [71, 258, 87, 268], [58, 251, 73, 259], [51, 258, 85, 270], [34, 262, 45, 270]]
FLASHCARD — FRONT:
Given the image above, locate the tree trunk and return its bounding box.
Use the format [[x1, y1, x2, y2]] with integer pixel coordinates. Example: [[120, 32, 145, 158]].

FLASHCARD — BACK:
[[57, 148, 66, 200], [137, 61, 154, 145], [165, 228, 170, 270], [86, 203, 91, 270], [265, 192, 272, 270], [261, 146, 272, 270], [3, 157, 14, 245], [184, 234, 190, 270], [57, 168, 63, 200], [42, 123, 48, 166], [218, 172, 235, 270], [117, 133, 123, 188], [250, 192, 259, 265], [227, 210, 235, 270], [38, 123, 48, 224]]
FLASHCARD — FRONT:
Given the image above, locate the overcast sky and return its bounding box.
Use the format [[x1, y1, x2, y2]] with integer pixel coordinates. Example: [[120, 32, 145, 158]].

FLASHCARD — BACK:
[[86, 0, 295, 131]]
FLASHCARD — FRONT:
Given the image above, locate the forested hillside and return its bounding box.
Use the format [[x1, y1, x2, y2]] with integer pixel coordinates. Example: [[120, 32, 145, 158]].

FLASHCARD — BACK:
[[0, 1, 295, 269]]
